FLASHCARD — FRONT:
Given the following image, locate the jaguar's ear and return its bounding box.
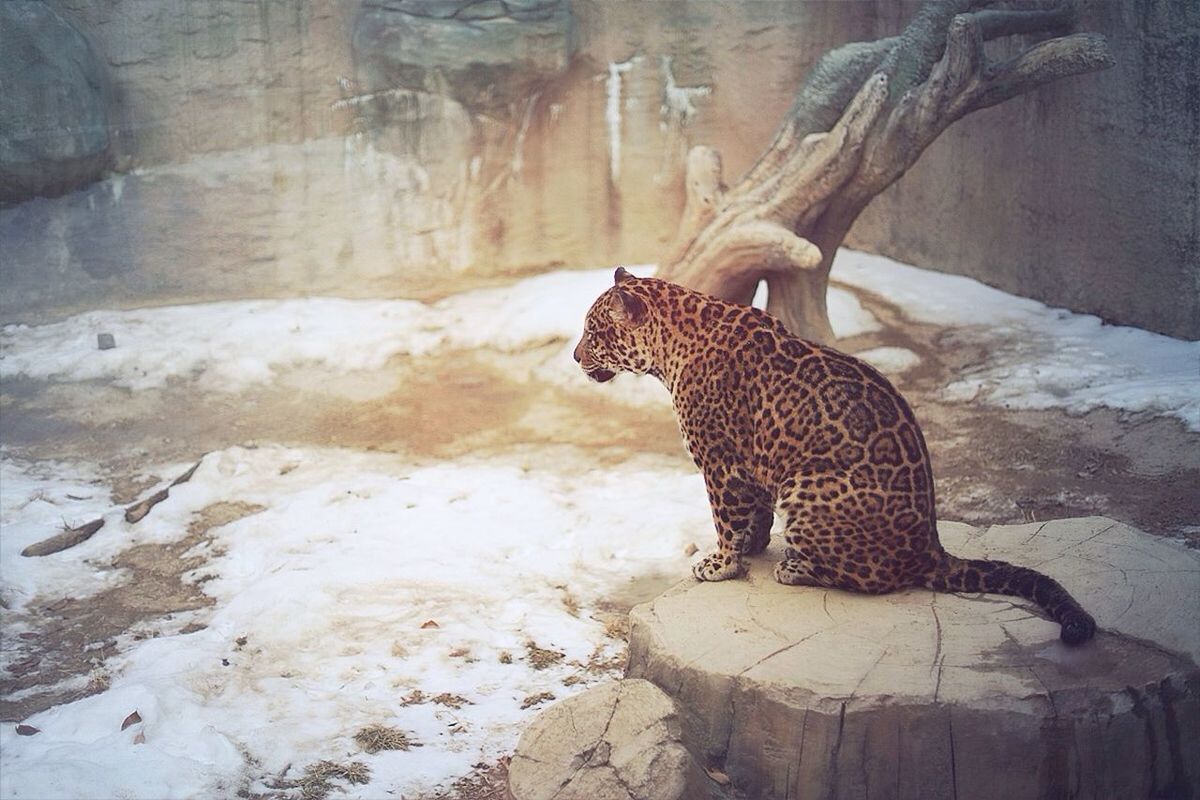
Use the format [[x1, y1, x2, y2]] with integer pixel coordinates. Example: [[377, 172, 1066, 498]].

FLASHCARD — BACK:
[[611, 287, 648, 326], [614, 267, 635, 285]]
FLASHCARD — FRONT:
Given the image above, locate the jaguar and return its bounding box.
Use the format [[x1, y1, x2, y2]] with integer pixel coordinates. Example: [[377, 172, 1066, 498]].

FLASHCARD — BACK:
[[573, 268, 1096, 645]]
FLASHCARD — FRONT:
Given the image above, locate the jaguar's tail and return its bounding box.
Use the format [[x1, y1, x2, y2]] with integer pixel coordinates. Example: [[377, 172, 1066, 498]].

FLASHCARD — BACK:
[[922, 552, 1096, 645]]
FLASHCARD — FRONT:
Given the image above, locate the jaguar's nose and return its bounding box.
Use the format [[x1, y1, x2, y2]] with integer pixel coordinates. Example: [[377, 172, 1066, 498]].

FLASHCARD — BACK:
[[572, 340, 583, 364]]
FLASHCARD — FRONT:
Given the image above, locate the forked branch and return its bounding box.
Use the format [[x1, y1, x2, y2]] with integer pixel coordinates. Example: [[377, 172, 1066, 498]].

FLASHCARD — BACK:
[[657, 0, 1113, 343]]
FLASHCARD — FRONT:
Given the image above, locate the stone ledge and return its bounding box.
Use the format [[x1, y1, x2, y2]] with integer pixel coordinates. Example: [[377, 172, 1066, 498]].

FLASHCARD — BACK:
[[626, 517, 1200, 800]]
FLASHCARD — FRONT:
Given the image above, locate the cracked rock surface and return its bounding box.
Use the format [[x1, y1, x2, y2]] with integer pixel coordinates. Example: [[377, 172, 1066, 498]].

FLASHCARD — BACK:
[[507, 678, 715, 800], [627, 517, 1200, 800]]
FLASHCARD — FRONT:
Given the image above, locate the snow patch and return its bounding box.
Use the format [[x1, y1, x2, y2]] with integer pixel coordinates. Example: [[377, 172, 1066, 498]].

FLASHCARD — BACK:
[[3, 254, 1195, 428], [1, 446, 707, 799], [832, 250, 1200, 430], [857, 346, 921, 376]]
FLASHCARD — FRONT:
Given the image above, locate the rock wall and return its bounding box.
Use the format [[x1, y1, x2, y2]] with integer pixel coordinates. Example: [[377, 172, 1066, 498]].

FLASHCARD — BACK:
[[47, 0, 358, 167], [1, 0, 1195, 339], [847, 0, 1200, 341], [0, 2, 112, 203]]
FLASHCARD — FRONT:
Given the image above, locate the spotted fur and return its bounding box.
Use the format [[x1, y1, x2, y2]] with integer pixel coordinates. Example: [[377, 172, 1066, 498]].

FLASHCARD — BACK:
[[574, 268, 1096, 645]]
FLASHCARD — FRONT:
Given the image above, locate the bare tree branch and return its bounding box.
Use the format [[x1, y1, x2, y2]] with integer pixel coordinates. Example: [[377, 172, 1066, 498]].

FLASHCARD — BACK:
[[661, 146, 724, 268], [658, 0, 1113, 343], [962, 32, 1115, 114]]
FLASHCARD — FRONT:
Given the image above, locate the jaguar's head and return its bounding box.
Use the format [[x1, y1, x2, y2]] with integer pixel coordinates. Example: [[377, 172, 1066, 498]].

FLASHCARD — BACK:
[[573, 267, 654, 383]]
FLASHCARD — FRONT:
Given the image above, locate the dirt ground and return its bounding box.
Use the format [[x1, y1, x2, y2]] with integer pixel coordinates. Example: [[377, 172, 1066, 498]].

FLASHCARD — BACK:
[[2, 281, 1197, 794]]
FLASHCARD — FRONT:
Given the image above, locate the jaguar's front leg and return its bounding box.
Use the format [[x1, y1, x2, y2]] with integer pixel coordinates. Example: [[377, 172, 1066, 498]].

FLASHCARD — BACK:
[[692, 469, 766, 582]]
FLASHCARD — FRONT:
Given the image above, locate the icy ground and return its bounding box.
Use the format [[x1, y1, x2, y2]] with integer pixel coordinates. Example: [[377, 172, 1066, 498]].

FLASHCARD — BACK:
[[1, 250, 1198, 799]]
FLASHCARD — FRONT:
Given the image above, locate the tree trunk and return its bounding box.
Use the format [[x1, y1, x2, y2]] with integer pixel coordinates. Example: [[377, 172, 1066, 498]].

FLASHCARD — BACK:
[[656, 0, 1114, 343]]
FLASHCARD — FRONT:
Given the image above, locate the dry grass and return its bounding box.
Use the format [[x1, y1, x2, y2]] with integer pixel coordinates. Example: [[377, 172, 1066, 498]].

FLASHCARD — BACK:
[[353, 724, 421, 754], [520, 691, 555, 710], [559, 588, 581, 617], [602, 615, 630, 641], [583, 643, 626, 675], [432, 759, 510, 800], [297, 760, 371, 800], [525, 642, 564, 670], [432, 692, 470, 709]]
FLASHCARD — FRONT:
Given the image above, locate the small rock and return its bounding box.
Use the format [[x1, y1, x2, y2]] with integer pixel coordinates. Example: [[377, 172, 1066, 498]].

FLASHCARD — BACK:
[[15, 725, 39, 736], [508, 679, 714, 800], [97, 333, 116, 350]]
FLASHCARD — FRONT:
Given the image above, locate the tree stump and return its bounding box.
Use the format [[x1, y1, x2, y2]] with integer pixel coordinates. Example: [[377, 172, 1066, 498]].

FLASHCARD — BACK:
[[627, 517, 1200, 800]]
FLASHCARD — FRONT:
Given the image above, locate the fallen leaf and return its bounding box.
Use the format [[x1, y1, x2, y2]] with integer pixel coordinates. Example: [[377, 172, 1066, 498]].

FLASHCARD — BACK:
[[133, 730, 146, 744], [121, 711, 142, 730], [15, 725, 39, 736], [420, 619, 439, 629]]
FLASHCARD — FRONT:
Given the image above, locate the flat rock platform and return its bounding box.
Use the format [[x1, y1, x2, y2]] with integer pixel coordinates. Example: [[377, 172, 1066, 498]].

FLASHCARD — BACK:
[[626, 517, 1200, 800]]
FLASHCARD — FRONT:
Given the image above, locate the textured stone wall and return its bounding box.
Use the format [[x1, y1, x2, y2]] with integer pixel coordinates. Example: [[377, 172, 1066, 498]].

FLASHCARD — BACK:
[[0, 2, 112, 202], [847, 0, 1200, 340], [1, 0, 1195, 339], [47, 0, 358, 166]]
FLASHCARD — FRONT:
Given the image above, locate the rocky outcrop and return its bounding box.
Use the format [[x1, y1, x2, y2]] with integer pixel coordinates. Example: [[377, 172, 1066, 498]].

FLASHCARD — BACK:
[[612, 517, 1199, 800], [352, 0, 571, 116], [0, 1, 111, 204], [507, 678, 716, 800]]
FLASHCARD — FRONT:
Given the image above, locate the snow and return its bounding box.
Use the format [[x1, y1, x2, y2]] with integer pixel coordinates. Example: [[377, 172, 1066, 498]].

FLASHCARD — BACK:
[[2, 447, 708, 799], [2, 249, 1198, 798], [857, 346, 922, 376], [6, 252, 1192, 428], [832, 250, 1200, 430], [0, 459, 122, 608]]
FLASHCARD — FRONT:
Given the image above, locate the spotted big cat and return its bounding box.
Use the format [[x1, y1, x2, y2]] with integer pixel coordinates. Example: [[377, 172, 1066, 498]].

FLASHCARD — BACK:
[[573, 268, 1095, 645]]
